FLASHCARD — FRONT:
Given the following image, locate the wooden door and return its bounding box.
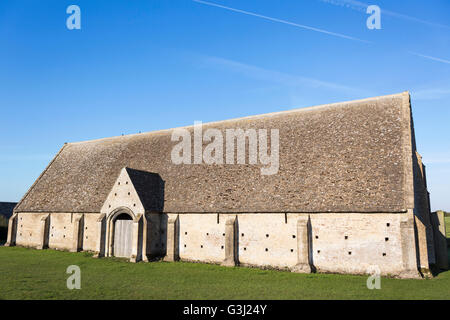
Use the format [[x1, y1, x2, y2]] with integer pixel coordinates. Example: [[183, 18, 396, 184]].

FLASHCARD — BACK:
[[114, 219, 133, 258]]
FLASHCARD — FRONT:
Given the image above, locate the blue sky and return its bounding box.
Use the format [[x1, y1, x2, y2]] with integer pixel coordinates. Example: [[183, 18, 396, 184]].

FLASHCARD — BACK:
[[0, 0, 449, 210]]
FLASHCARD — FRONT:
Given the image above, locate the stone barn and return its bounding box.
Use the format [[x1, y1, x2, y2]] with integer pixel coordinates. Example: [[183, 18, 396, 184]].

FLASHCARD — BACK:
[[6, 92, 441, 278]]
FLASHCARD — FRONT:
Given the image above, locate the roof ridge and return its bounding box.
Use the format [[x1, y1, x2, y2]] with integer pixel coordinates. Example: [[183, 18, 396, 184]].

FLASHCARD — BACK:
[[400, 91, 415, 210], [67, 92, 408, 146]]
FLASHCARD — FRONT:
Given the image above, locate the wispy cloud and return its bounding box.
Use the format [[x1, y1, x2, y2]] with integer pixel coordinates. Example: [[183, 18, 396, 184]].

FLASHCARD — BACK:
[[319, 0, 450, 66], [412, 87, 450, 101], [201, 55, 368, 96], [408, 52, 450, 65], [193, 0, 370, 43], [318, 0, 450, 29], [194, 0, 450, 66]]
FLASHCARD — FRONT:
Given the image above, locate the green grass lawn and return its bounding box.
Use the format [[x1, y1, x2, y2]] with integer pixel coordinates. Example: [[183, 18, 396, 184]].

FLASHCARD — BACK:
[[0, 246, 449, 300]]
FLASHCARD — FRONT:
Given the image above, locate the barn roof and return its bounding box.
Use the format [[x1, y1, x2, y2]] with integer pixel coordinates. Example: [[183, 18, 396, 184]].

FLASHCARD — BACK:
[[15, 92, 415, 214]]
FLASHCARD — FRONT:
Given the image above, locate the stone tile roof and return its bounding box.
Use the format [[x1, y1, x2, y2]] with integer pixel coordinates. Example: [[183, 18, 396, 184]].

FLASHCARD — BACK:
[[15, 92, 415, 213], [0, 202, 17, 219]]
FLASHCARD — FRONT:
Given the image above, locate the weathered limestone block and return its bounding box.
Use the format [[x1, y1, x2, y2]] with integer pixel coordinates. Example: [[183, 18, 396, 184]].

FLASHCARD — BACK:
[[291, 216, 312, 273], [163, 214, 179, 262], [93, 213, 106, 258], [414, 215, 431, 276], [221, 216, 237, 267], [399, 212, 421, 279], [37, 214, 50, 250], [141, 214, 149, 262], [130, 214, 142, 263], [70, 213, 84, 252], [176, 213, 225, 264], [5, 212, 18, 247], [415, 152, 436, 266], [81, 213, 100, 251]]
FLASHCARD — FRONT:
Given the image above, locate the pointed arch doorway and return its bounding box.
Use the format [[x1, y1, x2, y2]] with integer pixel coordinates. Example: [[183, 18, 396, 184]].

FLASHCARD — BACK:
[[105, 207, 138, 260], [113, 213, 133, 258]]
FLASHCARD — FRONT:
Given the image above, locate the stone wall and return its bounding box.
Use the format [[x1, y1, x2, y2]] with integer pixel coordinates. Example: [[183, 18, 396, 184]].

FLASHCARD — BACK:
[[412, 152, 435, 270], [307, 214, 404, 275], [15, 213, 46, 248], [14, 212, 99, 251], [83, 213, 100, 251], [48, 212, 75, 250], [9, 211, 422, 277], [170, 213, 406, 275], [146, 213, 165, 257], [177, 214, 227, 264]]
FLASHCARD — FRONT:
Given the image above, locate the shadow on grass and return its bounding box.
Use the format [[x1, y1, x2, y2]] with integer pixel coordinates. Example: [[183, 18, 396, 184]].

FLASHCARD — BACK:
[[433, 237, 450, 277]]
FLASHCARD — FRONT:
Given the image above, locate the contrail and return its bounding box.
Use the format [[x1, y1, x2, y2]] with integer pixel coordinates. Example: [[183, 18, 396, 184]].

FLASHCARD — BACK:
[[318, 0, 450, 29], [194, 0, 449, 66], [409, 52, 450, 65], [192, 0, 371, 43]]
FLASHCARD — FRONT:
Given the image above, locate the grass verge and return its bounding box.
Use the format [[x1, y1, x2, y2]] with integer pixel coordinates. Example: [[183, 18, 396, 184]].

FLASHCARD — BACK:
[[0, 246, 449, 300]]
